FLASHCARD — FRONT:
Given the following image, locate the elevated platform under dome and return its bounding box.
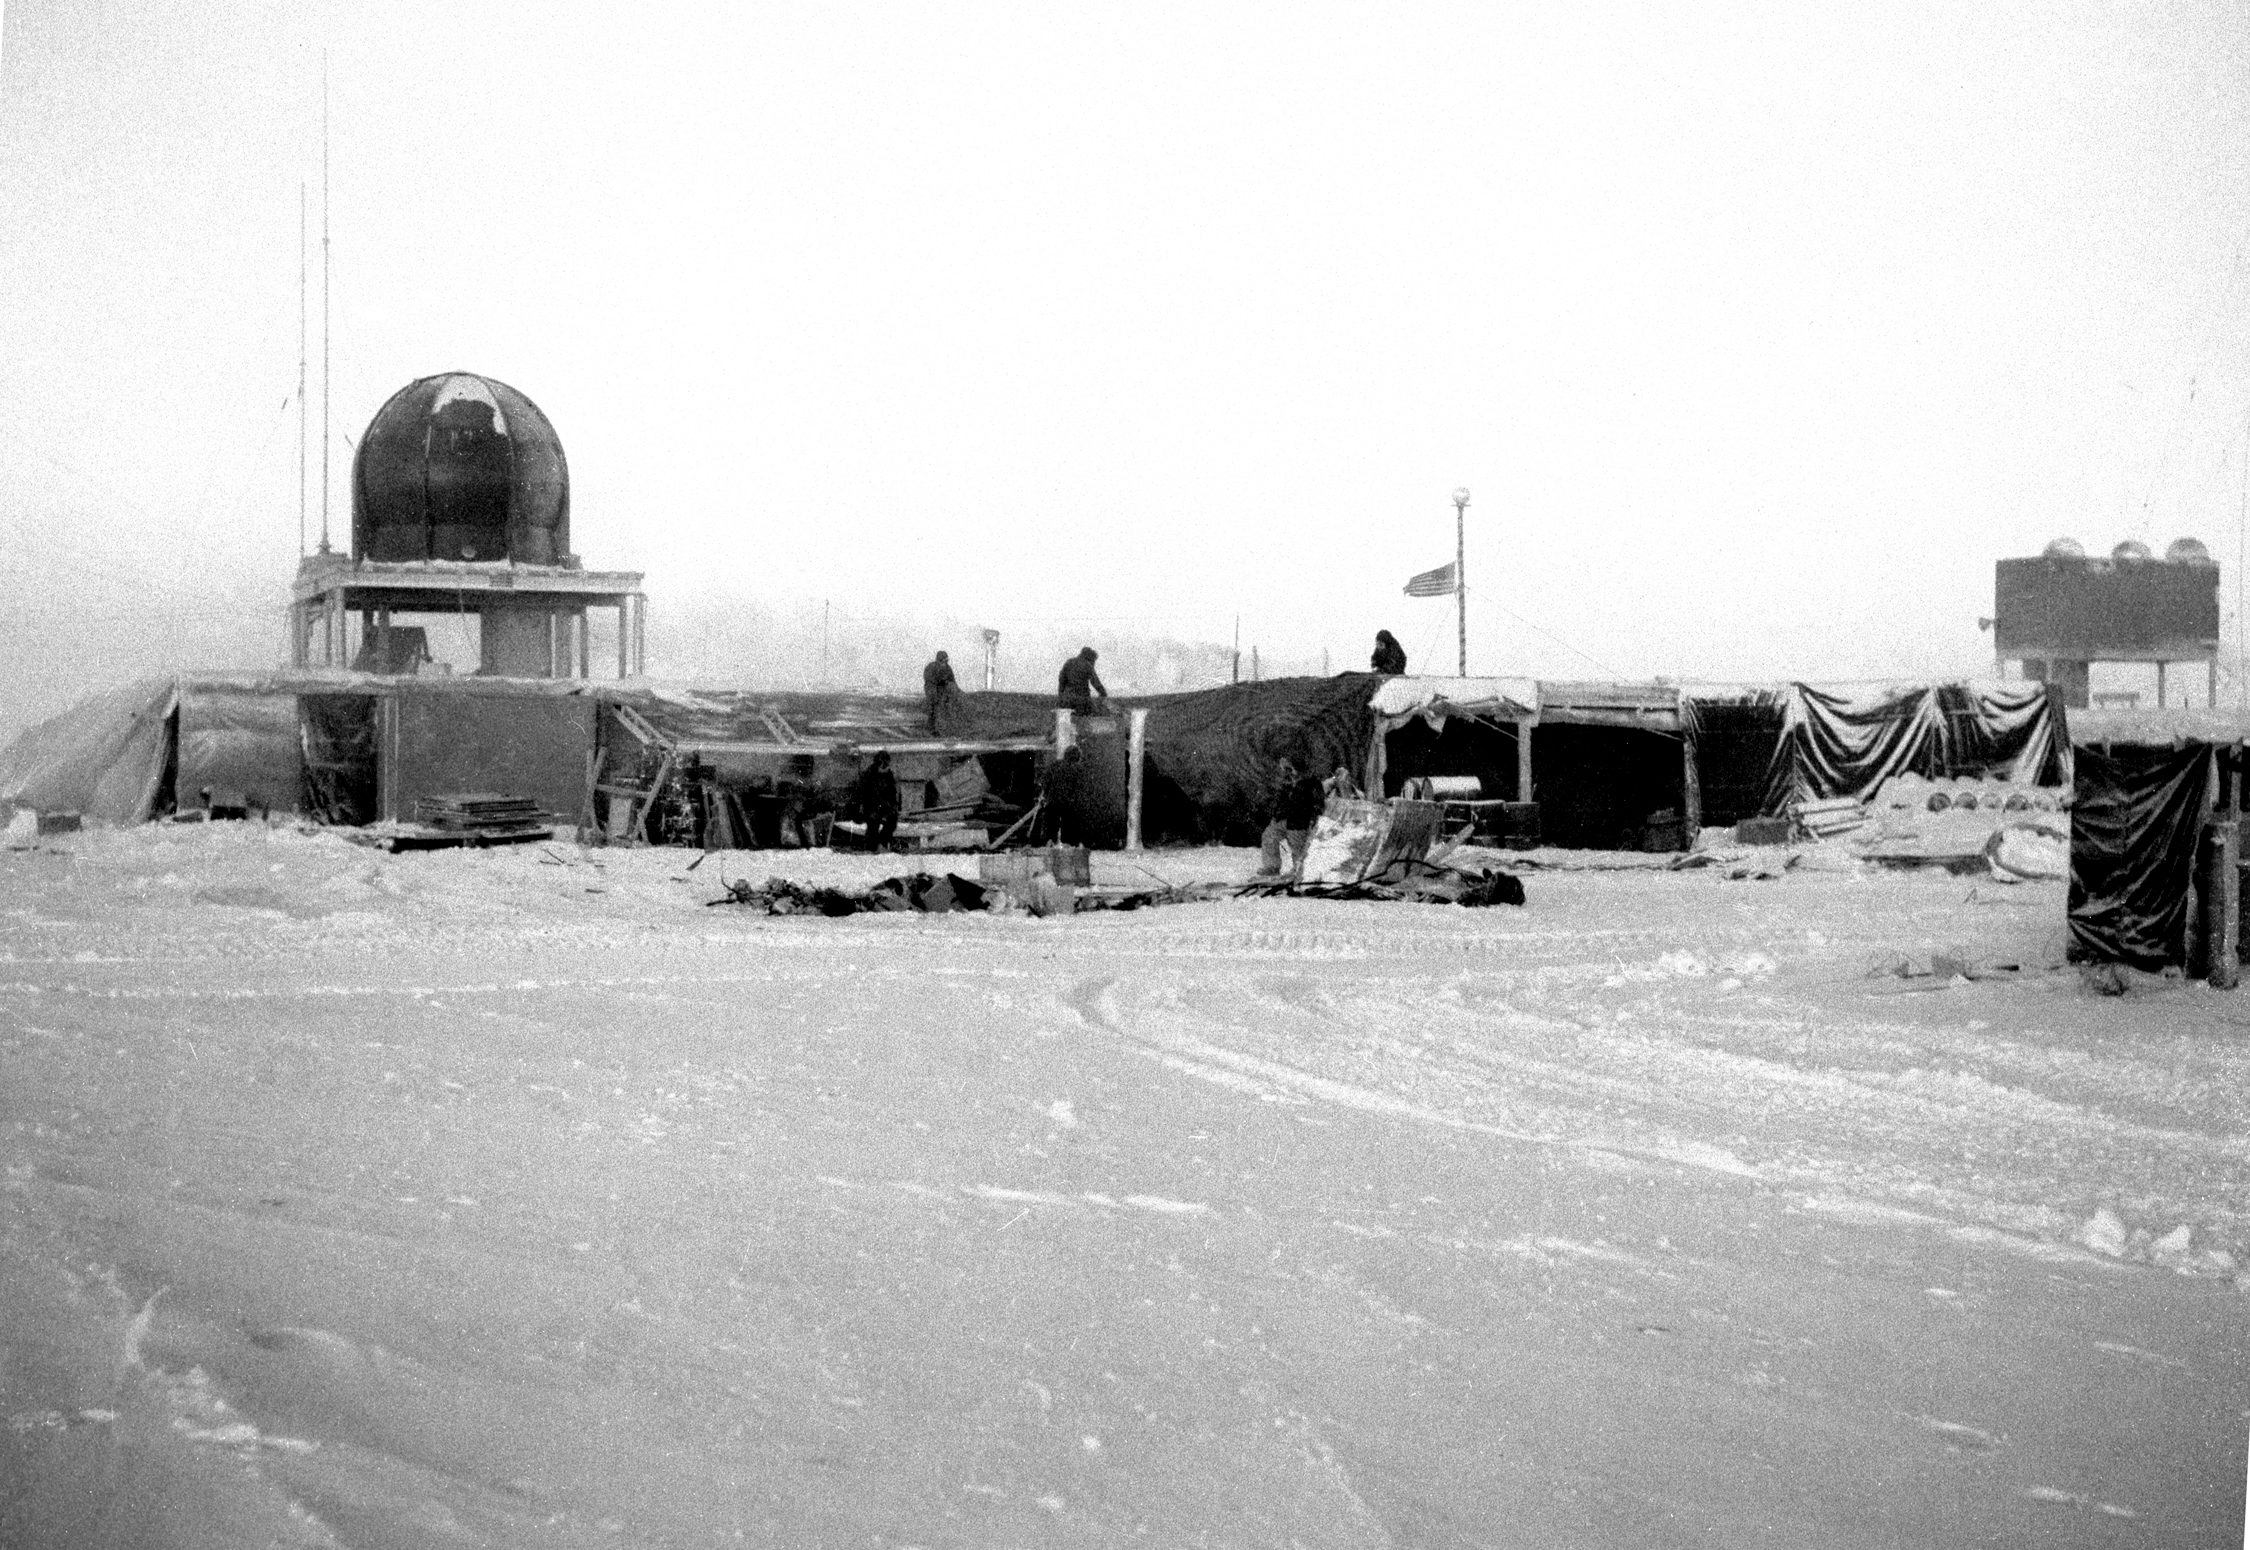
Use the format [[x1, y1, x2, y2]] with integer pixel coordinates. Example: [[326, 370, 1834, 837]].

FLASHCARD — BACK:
[[289, 553, 646, 679]]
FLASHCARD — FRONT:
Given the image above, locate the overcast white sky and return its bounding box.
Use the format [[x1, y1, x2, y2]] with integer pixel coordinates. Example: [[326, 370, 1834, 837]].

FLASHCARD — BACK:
[[2, 1, 2246, 732]]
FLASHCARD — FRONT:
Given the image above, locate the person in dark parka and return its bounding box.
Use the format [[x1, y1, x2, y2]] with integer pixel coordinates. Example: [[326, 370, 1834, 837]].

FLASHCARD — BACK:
[[854, 751, 901, 851], [1370, 630, 1407, 674], [1254, 757, 1327, 883], [1056, 647, 1108, 714], [922, 650, 961, 734], [1037, 745, 1084, 845]]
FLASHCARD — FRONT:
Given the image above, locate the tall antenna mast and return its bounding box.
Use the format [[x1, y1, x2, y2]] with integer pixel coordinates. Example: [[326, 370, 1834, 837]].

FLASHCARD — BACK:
[[1452, 487, 1471, 676], [319, 53, 332, 555], [298, 183, 307, 559]]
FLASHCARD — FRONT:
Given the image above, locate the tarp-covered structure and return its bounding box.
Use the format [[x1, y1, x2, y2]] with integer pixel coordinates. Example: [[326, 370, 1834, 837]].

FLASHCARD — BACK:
[[1366, 677, 1537, 803], [591, 684, 1061, 845], [596, 675, 1386, 847], [1103, 673, 1384, 846], [1684, 681, 2069, 818], [1533, 682, 1694, 848], [0, 671, 597, 828], [0, 677, 177, 824], [1367, 677, 1695, 849], [3, 669, 2079, 853], [2064, 707, 2245, 970]]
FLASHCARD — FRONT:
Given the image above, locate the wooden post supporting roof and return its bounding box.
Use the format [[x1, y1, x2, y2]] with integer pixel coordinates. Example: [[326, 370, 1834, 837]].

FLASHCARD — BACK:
[[1126, 708, 1148, 851], [2207, 748, 2240, 989]]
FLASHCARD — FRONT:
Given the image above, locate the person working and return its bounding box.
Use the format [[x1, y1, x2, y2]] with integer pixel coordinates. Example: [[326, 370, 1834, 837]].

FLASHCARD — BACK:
[[1370, 630, 1407, 674], [854, 751, 900, 851], [1037, 745, 1084, 845], [1254, 756, 1327, 884], [922, 650, 961, 735], [1056, 647, 1108, 714]]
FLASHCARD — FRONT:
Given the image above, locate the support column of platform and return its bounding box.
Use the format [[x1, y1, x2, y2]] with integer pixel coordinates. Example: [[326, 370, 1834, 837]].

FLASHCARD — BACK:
[[614, 596, 650, 679]]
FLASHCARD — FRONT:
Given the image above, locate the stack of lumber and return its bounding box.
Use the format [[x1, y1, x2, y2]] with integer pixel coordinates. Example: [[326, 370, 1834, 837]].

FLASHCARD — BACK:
[[1789, 795, 1869, 840], [413, 793, 549, 836]]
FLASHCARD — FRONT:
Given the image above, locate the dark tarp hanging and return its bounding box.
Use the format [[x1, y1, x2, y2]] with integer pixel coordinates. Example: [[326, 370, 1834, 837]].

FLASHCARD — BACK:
[[389, 683, 597, 825], [1760, 682, 2068, 814], [2066, 742, 2215, 969], [1119, 674, 1383, 845], [1679, 692, 1786, 829]]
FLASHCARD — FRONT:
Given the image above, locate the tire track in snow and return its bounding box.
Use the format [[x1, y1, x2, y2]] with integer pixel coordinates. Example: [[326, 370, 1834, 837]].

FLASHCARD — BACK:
[[1060, 971, 2193, 1280], [1062, 974, 1767, 1185]]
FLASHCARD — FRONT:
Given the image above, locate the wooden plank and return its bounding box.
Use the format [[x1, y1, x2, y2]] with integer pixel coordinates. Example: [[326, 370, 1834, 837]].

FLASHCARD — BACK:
[[634, 753, 675, 846], [609, 702, 667, 747]]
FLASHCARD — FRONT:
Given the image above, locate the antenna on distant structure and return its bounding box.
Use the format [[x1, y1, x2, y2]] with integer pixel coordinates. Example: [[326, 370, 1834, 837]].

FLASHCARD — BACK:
[[298, 183, 307, 559], [319, 52, 332, 555]]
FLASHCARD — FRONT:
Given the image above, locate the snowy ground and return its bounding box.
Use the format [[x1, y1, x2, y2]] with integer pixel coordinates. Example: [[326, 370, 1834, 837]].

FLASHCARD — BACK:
[[1, 824, 2245, 1548]]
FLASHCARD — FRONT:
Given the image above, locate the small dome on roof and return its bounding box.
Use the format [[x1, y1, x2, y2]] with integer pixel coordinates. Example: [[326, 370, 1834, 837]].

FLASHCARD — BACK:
[[2111, 539, 2153, 562], [2042, 537, 2084, 559], [351, 373, 569, 565], [2166, 537, 2213, 565]]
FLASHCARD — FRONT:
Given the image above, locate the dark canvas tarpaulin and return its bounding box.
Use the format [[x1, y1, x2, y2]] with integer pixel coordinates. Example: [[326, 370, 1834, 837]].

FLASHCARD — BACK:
[[388, 687, 597, 825], [1760, 682, 2068, 813], [2067, 742, 2214, 969], [1680, 693, 1786, 829], [1121, 674, 1384, 845], [0, 676, 176, 823]]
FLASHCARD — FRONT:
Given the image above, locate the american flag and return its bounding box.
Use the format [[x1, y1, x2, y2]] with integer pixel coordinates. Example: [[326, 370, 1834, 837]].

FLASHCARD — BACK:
[[1403, 561, 1457, 598]]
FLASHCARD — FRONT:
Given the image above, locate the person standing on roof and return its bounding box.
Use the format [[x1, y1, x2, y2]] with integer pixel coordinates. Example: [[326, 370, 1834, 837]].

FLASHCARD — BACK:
[[1056, 647, 1108, 715], [1253, 756, 1327, 884], [922, 650, 961, 735], [1370, 630, 1407, 674]]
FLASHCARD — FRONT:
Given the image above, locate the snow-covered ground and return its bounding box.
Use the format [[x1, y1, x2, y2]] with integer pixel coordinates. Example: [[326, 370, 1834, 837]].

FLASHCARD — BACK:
[[1, 824, 2244, 1547]]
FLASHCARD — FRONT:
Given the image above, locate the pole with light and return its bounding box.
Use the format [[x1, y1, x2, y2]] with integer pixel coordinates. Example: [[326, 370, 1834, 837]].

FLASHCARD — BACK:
[[1452, 487, 1470, 676]]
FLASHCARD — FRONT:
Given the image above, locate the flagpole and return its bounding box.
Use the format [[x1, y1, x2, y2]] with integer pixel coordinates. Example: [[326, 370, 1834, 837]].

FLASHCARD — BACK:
[[1452, 487, 1470, 676]]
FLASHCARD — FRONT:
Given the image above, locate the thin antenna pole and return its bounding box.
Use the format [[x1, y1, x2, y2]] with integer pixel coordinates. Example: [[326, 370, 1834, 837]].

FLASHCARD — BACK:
[[319, 54, 332, 554], [1232, 616, 1241, 684], [2239, 423, 2247, 707], [1452, 488, 1470, 676], [298, 183, 307, 559]]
